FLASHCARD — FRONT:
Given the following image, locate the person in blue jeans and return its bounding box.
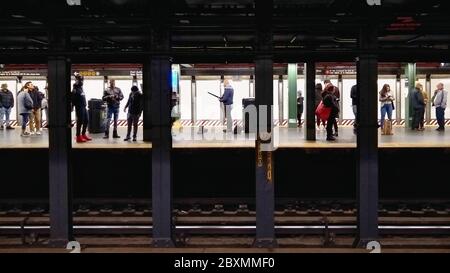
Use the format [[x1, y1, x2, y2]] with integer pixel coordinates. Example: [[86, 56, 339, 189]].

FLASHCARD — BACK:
[[17, 82, 34, 137], [379, 84, 395, 129], [0, 83, 15, 130], [219, 79, 234, 133], [432, 83, 448, 131], [102, 79, 124, 139]]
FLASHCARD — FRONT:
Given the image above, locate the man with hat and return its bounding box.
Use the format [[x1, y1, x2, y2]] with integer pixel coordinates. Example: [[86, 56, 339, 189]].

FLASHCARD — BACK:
[[0, 83, 15, 130]]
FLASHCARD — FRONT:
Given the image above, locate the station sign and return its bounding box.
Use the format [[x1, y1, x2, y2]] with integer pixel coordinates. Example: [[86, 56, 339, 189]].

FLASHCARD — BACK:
[[323, 69, 357, 75], [0, 71, 44, 77], [77, 71, 101, 77]]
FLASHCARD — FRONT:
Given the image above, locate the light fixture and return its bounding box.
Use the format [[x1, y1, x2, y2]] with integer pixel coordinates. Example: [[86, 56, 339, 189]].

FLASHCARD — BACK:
[[66, 0, 81, 6], [290, 35, 297, 44], [11, 14, 26, 18]]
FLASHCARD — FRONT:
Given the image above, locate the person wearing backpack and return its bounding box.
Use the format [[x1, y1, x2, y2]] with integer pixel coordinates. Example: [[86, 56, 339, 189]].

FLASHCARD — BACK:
[[17, 82, 34, 137]]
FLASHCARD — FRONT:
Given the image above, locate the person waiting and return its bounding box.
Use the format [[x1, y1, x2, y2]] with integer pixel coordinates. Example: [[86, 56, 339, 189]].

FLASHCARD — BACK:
[[102, 79, 124, 139], [0, 83, 15, 130], [219, 79, 234, 133], [297, 90, 304, 127], [28, 86, 44, 135], [379, 84, 395, 130], [71, 75, 92, 143], [322, 85, 340, 141], [124, 86, 143, 142], [17, 82, 34, 137], [412, 83, 426, 131], [350, 84, 358, 133], [432, 83, 448, 131]]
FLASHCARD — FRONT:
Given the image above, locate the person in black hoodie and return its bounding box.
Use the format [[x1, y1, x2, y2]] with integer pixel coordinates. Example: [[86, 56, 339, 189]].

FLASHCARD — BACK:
[[124, 85, 143, 141], [71, 75, 92, 143]]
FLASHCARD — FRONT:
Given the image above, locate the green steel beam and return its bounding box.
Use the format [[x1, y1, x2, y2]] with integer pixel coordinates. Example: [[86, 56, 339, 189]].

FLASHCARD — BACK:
[[288, 63, 297, 128], [405, 63, 416, 129]]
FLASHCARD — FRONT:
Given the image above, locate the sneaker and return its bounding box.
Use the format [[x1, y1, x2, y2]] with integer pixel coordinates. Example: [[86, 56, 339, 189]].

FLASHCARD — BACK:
[[103, 135, 109, 139], [124, 137, 131, 141], [76, 136, 86, 143], [326, 136, 336, 141], [21, 132, 30, 137], [82, 134, 92, 141], [30, 131, 36, 135], [132, 138, 137, 142], [6, 126, 14, 130], [36, 131, 41, 135]]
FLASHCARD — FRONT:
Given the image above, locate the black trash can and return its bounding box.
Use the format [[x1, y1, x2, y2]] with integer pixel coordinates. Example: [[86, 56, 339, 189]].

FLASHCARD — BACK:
[[242, 98, 256, 134], [88, 99, 107, 133]]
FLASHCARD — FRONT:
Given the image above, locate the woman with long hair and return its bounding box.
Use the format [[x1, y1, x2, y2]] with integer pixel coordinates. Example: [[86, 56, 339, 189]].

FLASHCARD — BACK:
[[379, 84, 395, 129]]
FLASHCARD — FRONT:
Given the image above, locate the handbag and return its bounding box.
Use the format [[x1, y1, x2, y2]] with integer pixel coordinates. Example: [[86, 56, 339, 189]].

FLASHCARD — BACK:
[[315, 101, 331, 122], [392, 101, 395, 110]]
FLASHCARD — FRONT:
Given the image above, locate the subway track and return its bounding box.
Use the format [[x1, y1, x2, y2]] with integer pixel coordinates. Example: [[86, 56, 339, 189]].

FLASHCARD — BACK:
[[1, 199, 450, 238]]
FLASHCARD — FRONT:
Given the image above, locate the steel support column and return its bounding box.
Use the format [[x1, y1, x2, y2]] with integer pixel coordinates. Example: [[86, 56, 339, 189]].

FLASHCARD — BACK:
[[395, 74, 402, 124], [150, 56, 174, 247], [355, 24, 379, 247], [254, 0, 276, 248], [278, 75, 284, 125], [287, 63, 298, 128], [426, 74, 432, 124], [15, 76, 23, 126], [254, 57, 276, 248], [338, 74, 344, 125], [143, 63, 152, 142], [406, 63, 416, 129], [191, 76, 197, 125], [148, 9, 174, 246], [305, 61, 316, 140], [47, 27, 73, 247], [249, 74, 255, 97]]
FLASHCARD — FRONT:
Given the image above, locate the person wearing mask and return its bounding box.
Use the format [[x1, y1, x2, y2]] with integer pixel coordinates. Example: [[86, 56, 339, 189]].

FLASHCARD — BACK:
[[17, 82, 34, 137], [124, 85, 143, 142], [323, 80, 340, 136], [219, 79, 234, 133], [432, 83, 448, 131], [379, 84, 395, 130], [71, 74, 92, 143], [412, 82, 426, 131], [350, 84, 358, 133], [322, 85, 340, 141], [297, 90, 304, 127], [0, 83, 15, 130], [102, 79, 124, 139], [28, 86, 44, 135]]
